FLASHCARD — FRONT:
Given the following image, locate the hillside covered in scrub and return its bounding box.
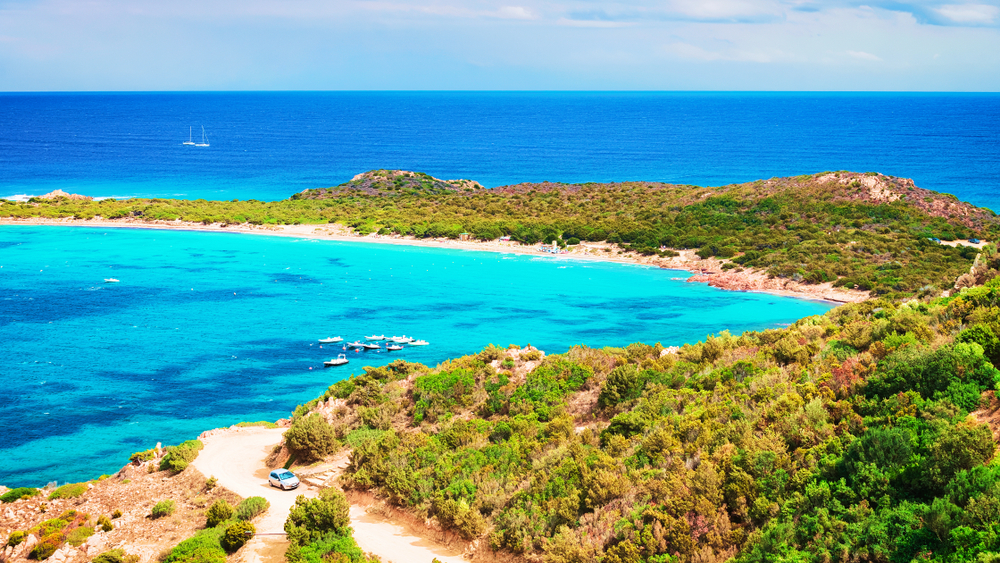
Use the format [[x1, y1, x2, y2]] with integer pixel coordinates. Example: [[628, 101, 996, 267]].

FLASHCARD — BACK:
[[276, 270, 1000, 563], [3, 171, 998, 298]]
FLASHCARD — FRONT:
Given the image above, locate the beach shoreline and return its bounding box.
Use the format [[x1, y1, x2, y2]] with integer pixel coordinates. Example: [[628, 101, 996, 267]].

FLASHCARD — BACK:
[[0, 216, 868, 304]]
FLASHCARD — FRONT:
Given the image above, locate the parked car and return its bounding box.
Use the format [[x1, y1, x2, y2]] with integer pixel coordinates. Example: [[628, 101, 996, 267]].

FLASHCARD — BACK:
[[930, 237, 942, 243], [970, 238, 981, 244], [268, 469, 300, 490]]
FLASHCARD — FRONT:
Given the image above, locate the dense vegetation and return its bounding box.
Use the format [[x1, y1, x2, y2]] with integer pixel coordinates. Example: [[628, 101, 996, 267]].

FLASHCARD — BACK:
[[282, 258, 1000, 562], [5, 170, 998, 297], [160, 496, 264, 563]]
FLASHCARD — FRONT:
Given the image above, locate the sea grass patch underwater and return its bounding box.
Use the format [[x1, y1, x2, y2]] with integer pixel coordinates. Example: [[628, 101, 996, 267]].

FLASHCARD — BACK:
[[7, 171, 996, 298], [283, 276, 1000, 562]]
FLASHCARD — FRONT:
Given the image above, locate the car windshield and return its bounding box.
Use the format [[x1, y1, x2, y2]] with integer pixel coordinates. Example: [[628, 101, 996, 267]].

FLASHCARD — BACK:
[[277, 471, 294, 479]]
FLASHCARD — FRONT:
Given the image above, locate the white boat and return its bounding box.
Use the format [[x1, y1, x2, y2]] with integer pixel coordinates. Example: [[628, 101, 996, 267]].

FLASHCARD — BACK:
[[183, 126, 195, 146], [409, 340, 429, 346], [346, 341, 364, 348], [389, 335, 413, 343], [324, 354, 349, 366], [104, 278, 120, 283], [386, 344, 404, 351], [319, 337, 343, 343], [361, 343, 381, 350], [364, 335, 385, 341], [195, 126, 210, 147]]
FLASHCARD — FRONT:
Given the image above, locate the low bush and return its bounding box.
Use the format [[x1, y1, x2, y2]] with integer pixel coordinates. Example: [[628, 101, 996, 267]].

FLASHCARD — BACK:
[[235, 497, 270, 521], [6, 531, 26, 547], [129, 449, 156, 463], [97, 515, 113, 532], [205, 500, 233, 528], [159, 440, 204, 473], [29, 532, 64, 560], [221, 521, 255, 552], [285, 414, 338, 463], [91, 548, 139, 563], [161, 526, 226, 563], [112, 509, 122, 519], [1, 487, 40, 503], [48, 483, 87, 500], [66, 526, 93, 546], [205, 476, 218, 490], [151, 500, 176, 519]]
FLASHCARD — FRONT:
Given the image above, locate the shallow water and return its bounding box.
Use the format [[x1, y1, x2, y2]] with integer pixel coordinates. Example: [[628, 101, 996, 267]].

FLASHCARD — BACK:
[[0, 226, 832, 486]]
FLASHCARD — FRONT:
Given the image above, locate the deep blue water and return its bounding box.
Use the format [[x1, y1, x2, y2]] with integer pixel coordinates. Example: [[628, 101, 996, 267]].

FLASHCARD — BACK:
[[1, 92, 999, 209], [0, 226, 832, 486]]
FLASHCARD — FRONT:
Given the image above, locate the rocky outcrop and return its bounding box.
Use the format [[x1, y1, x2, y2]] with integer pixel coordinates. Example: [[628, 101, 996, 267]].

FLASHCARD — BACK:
[[38, 190, 92, 201], [688, 270, 869, 303]]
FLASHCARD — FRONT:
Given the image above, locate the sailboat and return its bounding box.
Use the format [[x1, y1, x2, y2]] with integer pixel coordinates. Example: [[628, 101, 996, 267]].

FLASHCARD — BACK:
[[183, 127, 195, 146], [195, 126, 210, 147]]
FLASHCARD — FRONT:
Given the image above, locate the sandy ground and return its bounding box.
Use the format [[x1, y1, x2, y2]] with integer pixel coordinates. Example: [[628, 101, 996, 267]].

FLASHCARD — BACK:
[[0, 216, 866, 303], [192, 426, 467, 563]]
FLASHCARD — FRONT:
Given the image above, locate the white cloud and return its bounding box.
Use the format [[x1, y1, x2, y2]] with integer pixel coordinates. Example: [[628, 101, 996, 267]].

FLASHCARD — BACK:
[[847, 49, 882, 60], [491, 5, 535, 19], [934, 3, 999, 24], [664, 0, 783, 20]]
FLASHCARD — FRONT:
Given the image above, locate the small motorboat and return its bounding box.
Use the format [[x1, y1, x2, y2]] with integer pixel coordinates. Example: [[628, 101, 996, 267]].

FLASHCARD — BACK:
[[346, 341, 365, 348], [409, 340, 429, 346], [104, 278, 120, 283], [319, 337, 343, 343], [386, 344, 404, 351], [389, 335, 413, 343], [361, 343, 381, 350], [364, 334, 385, 341], [324, 354, 349, 366]]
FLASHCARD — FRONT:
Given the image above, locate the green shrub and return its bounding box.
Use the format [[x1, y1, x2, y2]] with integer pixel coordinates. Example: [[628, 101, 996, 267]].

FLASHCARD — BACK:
[[48, 483, 87, 500], [129, 449, 156, 463], [1, 487, 40, 503], [235, 497, 270, 521], [205, 500, 233, 528], [285, 414, 338, 463], [66, 526, 93, 546], [151, 500, 176, 519], [161, 526, 226, 563], [91, 549, 139, 563], [159, 440, 204, 473], [29, 532, 64, 560], [112, 509, 122, 519], [221, 521, 255, 552], [284, 488, 351, 543], [6, 531, 26, 547], [97, 515, 113, 532]]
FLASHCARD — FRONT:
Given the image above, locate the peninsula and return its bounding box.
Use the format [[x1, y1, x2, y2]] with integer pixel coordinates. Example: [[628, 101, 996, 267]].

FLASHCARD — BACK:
[[5, 171, 1000, 563]]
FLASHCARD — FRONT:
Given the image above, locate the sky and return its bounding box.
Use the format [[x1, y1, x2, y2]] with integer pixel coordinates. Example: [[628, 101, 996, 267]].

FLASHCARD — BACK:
[[0, 0, 998, 90]]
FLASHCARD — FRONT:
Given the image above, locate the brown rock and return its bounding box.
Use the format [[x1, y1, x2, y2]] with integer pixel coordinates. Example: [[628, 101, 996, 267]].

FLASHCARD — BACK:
[[38, 189, 93, 201]]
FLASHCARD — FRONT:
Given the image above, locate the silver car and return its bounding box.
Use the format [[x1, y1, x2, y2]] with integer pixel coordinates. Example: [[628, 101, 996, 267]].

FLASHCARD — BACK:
[[268, 469, 300, 490]]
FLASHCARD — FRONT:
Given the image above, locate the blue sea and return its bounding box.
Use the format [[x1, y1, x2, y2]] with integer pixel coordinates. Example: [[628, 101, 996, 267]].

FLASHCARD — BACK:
[[1, 92, 999, 209], [2, 92, 999, 487]]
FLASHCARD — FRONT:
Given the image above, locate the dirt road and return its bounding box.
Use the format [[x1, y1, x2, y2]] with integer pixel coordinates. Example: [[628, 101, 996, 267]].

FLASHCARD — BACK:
[[192, 426, 467, 563]]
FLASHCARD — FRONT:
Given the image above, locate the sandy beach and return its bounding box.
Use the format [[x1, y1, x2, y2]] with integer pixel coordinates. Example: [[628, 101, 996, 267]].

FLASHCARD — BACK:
[[0, 216, 868, 303]]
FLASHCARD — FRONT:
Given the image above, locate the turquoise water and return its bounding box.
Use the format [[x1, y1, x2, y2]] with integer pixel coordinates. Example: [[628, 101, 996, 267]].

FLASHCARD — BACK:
[[0, 226, 832, 486]]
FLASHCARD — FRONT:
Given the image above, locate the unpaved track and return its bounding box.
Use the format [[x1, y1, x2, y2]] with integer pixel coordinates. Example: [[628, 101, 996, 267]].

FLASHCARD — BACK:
[[192, 427, 467, 563]]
